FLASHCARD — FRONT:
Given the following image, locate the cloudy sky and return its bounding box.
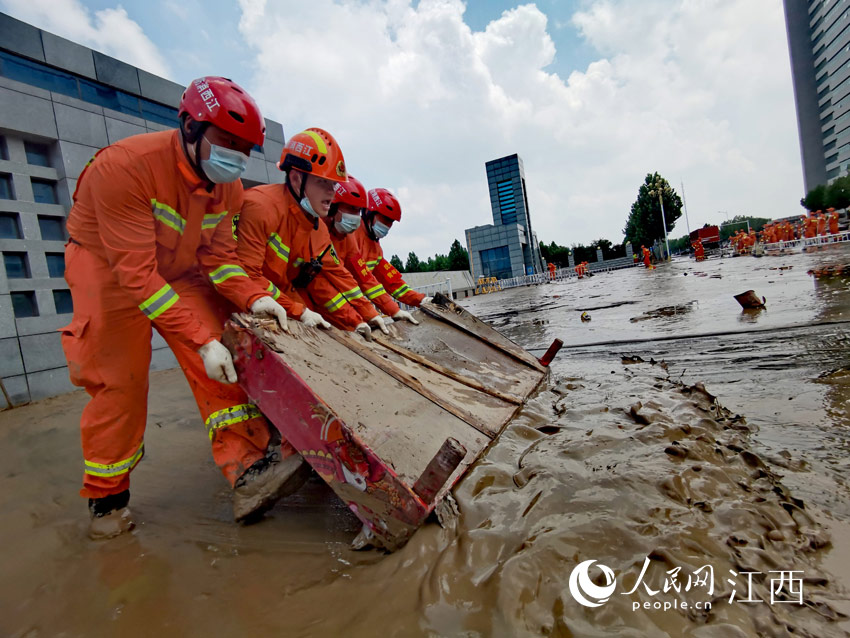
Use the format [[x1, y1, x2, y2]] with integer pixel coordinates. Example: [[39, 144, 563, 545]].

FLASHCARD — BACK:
[[1, 0, 803, 262]]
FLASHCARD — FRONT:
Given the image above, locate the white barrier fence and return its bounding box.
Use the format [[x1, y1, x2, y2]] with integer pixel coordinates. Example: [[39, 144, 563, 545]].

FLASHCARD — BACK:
[[762, 230, 850, 253]]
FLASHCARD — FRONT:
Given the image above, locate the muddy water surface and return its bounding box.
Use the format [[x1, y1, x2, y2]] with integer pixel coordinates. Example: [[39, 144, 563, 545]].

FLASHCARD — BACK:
[[2, 247, 850, 637]]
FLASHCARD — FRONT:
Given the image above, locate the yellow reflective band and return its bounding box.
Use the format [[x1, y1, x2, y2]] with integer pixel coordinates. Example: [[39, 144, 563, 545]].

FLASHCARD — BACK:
[[364, 284, 386, 300], [293, 258, 305, 267], [202, 210, 228, 230], [266, 281, 281, 300], [139, 284, 179, 320], [302, 130, 328, 154], [84, 442, 145, 477], [209, 264, 248, 285], [366, 259, 380, 271], [323, 293, 346, 312], [268, 233, 290, 263], [343, 287, 364, 301], [205, 404, 262, 441], [391, 284, 411, 299], [151, 199, 186, 234]]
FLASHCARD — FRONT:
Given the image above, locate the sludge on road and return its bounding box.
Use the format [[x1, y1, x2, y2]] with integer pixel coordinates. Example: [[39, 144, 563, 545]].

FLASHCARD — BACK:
[[1, 245, 849, 637]]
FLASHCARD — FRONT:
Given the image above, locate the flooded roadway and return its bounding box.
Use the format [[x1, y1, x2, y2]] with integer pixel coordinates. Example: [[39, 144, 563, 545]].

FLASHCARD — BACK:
[[2, 245, 850, 637]]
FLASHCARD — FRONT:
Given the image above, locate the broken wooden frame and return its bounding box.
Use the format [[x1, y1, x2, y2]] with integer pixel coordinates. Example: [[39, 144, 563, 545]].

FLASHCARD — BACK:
[[223, 293, 549, 550]]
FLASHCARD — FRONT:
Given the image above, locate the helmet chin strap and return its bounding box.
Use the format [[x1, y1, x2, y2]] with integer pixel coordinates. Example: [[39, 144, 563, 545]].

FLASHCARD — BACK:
[[287, 172, 319, 229], [180, 118, 213, 187]]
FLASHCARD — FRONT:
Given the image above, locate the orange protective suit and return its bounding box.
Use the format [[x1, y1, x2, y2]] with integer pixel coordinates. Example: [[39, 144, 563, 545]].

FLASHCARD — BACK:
[[817, 214, 827, 236], [354, 225, 426, 307], [828, 212, 839, 235], [236, 184, 379, 330], [63, 130, 273, 499], [323, 223, 402, 317]]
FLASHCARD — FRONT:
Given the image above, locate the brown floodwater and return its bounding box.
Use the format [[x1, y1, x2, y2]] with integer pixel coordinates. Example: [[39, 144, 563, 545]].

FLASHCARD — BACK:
[[2, 245, 850, 637]]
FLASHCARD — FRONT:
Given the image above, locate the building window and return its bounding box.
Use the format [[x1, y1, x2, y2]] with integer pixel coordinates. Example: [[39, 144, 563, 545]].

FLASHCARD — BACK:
[[497, 180, 517, 225], [24, 141, 51, 167], [0, 50, 79, 96], [0, 136, 7, 160], [46, 253, 66, 278], [480, 245, 512, 279], [3, 252, 30, 278], [0, 213, 21, 239], [31, 179, 58, 205], [38, 215, 66, 241], [0, 173, 13, 200], [11, 291, 38, 318], [53, 289, 73, 314]]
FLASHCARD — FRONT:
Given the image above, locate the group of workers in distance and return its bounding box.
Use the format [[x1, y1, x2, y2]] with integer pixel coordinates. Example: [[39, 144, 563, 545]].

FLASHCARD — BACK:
[[60, 76, 425, 540]]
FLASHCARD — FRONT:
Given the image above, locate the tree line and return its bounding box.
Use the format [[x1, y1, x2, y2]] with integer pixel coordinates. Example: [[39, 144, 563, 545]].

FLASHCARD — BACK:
[[801, 173, 850, 212], [389, 239, 470, 273]]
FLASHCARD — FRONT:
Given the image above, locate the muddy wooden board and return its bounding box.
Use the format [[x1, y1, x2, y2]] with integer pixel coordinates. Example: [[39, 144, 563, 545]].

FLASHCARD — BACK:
[[223, 297, 549, 550]]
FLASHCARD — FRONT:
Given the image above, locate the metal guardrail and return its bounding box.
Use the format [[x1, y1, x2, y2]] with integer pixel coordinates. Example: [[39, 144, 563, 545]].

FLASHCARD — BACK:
[[761, 231, 850, 252]]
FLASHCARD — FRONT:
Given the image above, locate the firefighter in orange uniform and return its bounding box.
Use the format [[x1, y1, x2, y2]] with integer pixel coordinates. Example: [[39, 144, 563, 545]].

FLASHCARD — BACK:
[[817, 212, 828, 236], [62, 77, 307, 540], [548, 262, 557, 280], [355, 188, 427, 307], [693, 239, 705, 261], [827, 208, 840, 235], [323, 176, 420, 325], [236, 128, 389, 339], [642, 245, 652, 268]]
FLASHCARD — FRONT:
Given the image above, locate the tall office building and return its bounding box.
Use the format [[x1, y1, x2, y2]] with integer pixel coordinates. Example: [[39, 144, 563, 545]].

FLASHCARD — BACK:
[[0, 12, 285, 406], [784, 0, 850, 191], [465, 153, 544, 281]]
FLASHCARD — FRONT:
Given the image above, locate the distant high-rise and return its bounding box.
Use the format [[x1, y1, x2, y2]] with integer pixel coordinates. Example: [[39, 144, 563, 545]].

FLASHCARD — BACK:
[[784, 0, 850, 191], [465, 154, 544, 281]]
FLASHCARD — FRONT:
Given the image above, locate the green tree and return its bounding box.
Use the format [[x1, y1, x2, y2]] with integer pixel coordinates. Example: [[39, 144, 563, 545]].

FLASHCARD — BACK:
[[624, 172, 683, 249], [447, 239, 470, 270], [826, 175, 850, 210], [801, 184, 827, 212], [390, 254, 404, 271], [719, 215, 771, 241], [405, 251, 421, 272]]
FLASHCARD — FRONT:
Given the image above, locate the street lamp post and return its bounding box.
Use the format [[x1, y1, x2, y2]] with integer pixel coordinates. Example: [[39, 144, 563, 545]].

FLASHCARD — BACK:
[[648, 177, 671, 261]]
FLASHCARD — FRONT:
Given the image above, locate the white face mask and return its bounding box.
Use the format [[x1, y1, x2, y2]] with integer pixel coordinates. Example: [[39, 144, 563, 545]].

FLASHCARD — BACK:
[[372, 220, 391, 239], [201, 143, 248, 183], [300, 197, 320, 219], [334, 212, 362, 234]]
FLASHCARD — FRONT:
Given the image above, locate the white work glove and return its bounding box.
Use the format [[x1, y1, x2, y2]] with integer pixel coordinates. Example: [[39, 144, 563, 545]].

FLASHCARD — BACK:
[[250, 296, 289, 332], [355, 322, 373, 341], [393, 309, 420, 325], [368, 315, 391, 335], [300, 308, 331, 329], [198, 340, 237, 384]]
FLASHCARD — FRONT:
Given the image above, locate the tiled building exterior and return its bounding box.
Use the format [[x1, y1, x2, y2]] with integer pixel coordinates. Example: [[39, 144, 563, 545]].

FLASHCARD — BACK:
[[784, 0, 850, 191], [465, 154, 544, 281], [0, 12, 285, 406]]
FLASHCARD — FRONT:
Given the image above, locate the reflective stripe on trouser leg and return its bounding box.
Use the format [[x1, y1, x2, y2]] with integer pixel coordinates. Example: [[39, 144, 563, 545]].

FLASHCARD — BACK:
[[205, 404, 262, 441], [160, 277, 275, 486], [61, 242, 154, 500]]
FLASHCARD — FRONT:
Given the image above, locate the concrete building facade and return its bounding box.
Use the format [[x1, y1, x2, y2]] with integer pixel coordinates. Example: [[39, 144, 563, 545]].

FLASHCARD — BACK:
[[464, 154, 544, 281], [0, 12, 285, 407], [784, 0, 850, 191]]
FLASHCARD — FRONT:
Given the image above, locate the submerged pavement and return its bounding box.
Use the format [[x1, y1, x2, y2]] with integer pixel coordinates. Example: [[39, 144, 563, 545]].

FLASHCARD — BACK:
[[1, 245, 850, 637]]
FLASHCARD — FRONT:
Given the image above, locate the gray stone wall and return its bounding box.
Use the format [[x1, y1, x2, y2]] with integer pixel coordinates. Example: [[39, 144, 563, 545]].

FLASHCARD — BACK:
[[0, 13, 285, 406]]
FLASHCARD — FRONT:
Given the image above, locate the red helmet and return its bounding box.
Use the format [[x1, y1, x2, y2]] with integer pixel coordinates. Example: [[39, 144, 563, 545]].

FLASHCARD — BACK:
[[179, 77, 265, 147], [367, 188, 401, 222], [333, 175, 366, 208], [279, 128, 347, 183]]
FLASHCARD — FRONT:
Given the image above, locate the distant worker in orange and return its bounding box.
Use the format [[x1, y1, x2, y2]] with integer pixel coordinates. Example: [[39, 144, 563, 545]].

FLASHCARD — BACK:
[[804, 214, 817, 239], [354, 188, 426, 307], [817, 211, 828, 237], [322, 176, 419, 325], [548, 261, 557, 280], [236, 128, 390, 340], [693, 238, 705, 261], [642, 245, 652, 268], [61, 77, 299, 539], [827, 208, 839, 235]]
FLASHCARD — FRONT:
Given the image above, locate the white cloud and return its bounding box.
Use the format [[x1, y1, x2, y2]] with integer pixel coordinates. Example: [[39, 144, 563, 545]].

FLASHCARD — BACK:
[[236, 0, 800, 261], [1, 0, 172, 78]]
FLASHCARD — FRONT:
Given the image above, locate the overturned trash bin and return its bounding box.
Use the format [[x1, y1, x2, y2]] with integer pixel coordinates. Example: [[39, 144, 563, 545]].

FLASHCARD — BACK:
[[734, 290, 766, 309]]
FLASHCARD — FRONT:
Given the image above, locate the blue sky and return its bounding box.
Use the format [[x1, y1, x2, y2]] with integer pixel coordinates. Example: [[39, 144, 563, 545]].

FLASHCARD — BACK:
[[1, 1, 803, 262]]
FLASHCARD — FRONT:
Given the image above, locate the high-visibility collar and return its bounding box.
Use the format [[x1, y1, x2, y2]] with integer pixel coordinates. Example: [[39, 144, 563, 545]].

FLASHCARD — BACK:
[[170, 130, 219, 197]]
